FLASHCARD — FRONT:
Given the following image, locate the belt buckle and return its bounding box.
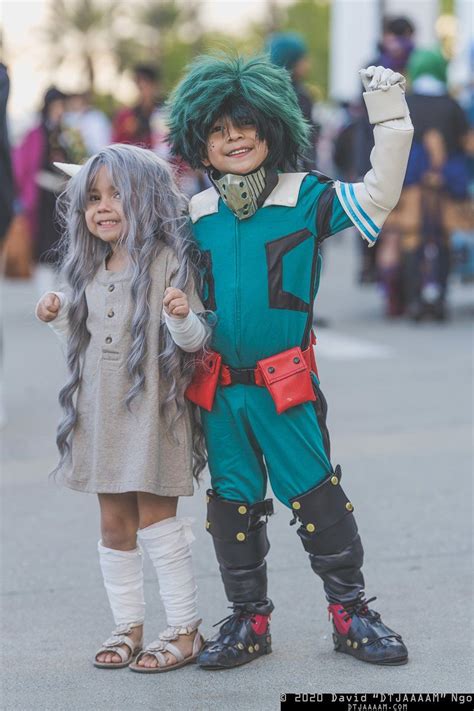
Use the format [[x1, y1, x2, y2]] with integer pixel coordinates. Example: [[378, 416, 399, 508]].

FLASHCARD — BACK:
[[228, 367, 255, 386]]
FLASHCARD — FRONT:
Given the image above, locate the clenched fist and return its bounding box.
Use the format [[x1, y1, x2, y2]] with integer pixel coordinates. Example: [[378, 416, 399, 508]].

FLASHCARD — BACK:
[[36, 293, 61, 322], [163, 287, 190, 319], [360, 65, 406, 93]]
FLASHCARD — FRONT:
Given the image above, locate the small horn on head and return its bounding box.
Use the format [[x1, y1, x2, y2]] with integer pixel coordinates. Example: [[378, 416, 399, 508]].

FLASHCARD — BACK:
[[53, 162, 83, 177]]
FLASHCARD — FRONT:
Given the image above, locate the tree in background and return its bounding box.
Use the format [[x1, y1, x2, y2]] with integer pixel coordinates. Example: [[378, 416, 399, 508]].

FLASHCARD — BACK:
[[40, 0, 331, 106], [214, 0, 330, 99], [40, 0, 202, 108], [116, 0, 204, 94], [280, 0, 330, 99], [41, 0, 119, 92]]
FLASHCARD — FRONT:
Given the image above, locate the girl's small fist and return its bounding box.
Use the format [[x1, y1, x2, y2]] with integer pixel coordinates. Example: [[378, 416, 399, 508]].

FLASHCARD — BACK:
[[163, 287, 190, 319], [36, 293, 61, 322]]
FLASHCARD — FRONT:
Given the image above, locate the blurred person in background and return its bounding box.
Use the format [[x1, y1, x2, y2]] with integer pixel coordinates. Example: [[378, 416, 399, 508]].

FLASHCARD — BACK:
[[112, 63, 205, 198], [0, 63, 14, 248], [64, 91, 111, 155], [268, 32, 320, 171], [13, 87, 87, 293], [380, 48, 471, 321], [332, 100, 364, 184], [0, 62, 14, 429], [450, 41, 474, 285], [355, 16, 416, 285], [112, 64, 162, 148], [1, 66, 32, 280]]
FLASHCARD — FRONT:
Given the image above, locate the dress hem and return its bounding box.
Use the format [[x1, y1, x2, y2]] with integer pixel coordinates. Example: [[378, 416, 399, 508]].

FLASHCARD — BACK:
[[60, 478, 194, 497]]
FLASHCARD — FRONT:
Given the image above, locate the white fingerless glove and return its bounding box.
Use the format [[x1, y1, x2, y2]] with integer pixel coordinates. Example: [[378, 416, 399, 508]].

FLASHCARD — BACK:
[[360, 65, 409, 124]]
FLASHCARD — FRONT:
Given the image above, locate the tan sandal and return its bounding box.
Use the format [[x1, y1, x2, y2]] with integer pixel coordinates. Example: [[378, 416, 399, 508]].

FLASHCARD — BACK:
[[130, 619, 204, 673], [93, 623, 143, 669]]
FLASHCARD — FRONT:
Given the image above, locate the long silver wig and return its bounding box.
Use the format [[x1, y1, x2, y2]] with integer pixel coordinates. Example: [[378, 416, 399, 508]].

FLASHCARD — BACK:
[[54, 143, 211, 480]]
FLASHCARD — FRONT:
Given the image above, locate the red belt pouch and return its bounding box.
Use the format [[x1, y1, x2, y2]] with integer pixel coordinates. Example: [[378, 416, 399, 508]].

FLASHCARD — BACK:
[[257, 346, 316, 414], [185, 351, 222, 411]]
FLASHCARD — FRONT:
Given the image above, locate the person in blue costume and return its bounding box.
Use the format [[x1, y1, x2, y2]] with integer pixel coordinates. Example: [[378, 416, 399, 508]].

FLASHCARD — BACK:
[[401, 48, 470, 320], [267, 32, 319, 172], [167, 55, 414, 670]]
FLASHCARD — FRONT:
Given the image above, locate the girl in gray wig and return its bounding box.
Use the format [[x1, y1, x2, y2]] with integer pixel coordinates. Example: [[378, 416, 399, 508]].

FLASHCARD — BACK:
[[36, 144, 211, 672]]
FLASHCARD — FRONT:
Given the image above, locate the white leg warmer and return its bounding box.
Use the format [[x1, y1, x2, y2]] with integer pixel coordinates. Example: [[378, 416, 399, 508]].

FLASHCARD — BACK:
[[138, 517, 198, 628], [97, 542, 145, 626]]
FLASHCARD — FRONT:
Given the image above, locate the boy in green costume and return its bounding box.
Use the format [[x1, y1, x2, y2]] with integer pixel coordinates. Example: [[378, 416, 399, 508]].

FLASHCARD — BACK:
[[168, 56, 413, 669]]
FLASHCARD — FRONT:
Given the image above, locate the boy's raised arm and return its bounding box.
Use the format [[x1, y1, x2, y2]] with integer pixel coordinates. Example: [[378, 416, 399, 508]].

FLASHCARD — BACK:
[[334, 65, 414, 246]]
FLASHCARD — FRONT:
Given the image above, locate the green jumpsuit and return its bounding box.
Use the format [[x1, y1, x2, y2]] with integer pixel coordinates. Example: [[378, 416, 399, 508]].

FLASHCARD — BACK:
[[190, 172, 355, 507]]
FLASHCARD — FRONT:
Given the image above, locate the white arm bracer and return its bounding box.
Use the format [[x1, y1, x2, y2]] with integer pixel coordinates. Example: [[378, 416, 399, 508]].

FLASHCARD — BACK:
[[163, 310, 208, 353], [35, 291, 70, 344]]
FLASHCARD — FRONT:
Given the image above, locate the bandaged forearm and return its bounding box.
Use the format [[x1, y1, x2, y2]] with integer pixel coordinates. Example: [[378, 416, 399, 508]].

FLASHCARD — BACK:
[[164, 310, 208, 352], [335, 84, 414, 246]]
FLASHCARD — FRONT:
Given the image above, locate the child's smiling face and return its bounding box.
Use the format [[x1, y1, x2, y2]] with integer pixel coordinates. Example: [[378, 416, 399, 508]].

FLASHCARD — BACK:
[[203, 117, 269, 175], [85, 166, 127, 245]]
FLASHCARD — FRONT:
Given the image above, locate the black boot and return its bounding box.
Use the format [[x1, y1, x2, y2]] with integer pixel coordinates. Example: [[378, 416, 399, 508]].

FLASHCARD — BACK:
[[198, 490, 274, 669], [198, 599, 274, 670], [290, 467, 408, 665], [328, 594, 408, 665]]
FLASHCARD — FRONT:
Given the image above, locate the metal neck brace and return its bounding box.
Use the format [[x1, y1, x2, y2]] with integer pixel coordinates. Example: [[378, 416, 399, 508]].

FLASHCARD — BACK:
[[210, 165, 278, 220]]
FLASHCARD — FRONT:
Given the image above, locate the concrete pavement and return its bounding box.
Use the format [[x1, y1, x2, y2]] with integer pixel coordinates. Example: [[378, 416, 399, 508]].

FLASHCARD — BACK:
[[2, 233, 473, 710]]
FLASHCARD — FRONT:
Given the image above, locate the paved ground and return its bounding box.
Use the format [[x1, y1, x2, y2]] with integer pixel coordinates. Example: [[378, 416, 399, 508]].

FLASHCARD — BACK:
[[2, 233, 473, 710]]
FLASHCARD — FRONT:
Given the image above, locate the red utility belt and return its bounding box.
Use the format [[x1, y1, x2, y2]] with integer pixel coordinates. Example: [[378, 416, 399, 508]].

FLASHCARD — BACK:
[[185, 334, 318, 415]]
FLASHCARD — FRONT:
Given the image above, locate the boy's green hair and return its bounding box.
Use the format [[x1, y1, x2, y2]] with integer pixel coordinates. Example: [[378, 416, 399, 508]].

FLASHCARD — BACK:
[[167, 54, 310, 171]]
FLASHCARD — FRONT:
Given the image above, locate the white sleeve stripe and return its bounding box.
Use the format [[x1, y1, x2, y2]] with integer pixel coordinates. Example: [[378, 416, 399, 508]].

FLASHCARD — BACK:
[[340, 183, 379, 242]]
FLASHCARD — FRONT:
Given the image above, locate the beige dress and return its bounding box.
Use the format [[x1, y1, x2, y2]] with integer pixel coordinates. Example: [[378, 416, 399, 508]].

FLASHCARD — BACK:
[[58, 247, 204, 496]]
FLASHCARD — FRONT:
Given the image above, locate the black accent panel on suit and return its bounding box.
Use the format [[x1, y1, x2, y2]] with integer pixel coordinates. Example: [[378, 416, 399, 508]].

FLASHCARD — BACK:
[[316, 185, 336, 243], [265, 228, 314, 312], [309, 169, 334, 184], [311, 380, 331, 461], [199, 250, 217, 311], [300, 172, 336, 348], [302, 238, 319, 349], [256, 169, 279, 208]]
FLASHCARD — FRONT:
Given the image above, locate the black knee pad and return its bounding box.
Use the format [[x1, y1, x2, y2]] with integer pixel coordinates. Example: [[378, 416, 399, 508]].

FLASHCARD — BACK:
[[205, 490, 274, 605], [206, 489, 273, 566], [289, 465, 357, 555], [298, 514, 359, 556], [213, 522, 270, 568]]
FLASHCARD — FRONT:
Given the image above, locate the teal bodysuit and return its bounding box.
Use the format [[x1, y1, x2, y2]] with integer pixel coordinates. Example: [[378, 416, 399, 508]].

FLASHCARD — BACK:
[[189, 172, 354, 506]]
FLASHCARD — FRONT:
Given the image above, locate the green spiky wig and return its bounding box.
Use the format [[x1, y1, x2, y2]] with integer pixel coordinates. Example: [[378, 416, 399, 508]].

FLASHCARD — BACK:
[[167, 54, 310, 171]]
